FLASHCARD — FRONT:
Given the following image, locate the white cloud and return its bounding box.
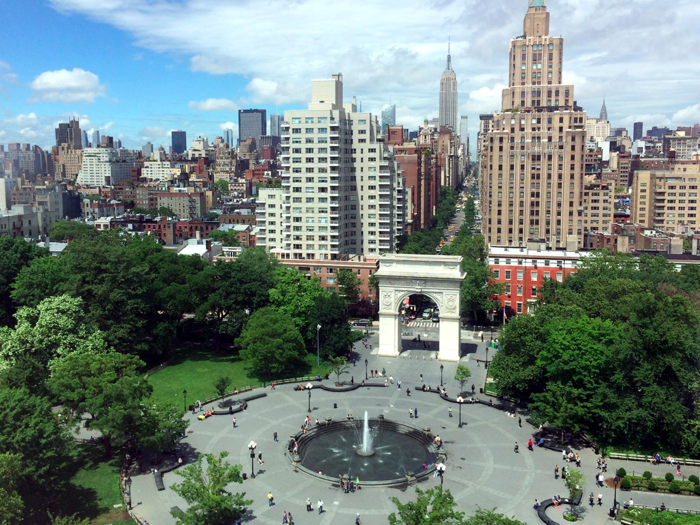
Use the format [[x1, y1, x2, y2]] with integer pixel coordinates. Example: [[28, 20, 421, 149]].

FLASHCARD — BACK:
[[188, 98, 238, 111], [28, 68, 106, 104], [219, 121, 239, 135], [140, 126, 165, 141], [102, 121, 115, 131], [0, 61, 19, 86], [2, 113, 40, 127], [243, 78, 304, 106]]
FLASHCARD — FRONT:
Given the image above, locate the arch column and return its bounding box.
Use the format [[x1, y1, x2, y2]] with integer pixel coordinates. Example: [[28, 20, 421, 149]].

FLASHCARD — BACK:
[[375, 254, 466, 362]]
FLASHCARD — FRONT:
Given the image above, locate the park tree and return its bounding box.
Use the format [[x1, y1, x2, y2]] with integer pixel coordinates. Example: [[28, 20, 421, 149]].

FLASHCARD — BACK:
[[48, 351, 152, 456], [206, 228, 240, 247], [337, 269, 362, 303], [48, 514, 91, 525], [0, 236, 48, 326], [563, 468, 585, 516], [170, 451, 252, 525], [236, 307, 306, 376], [389, 486, 465, 525], [0, 453, 25, 525], [192, 247, 277, 348], [304, 293, 357, 358], [454, 365, 472, 395], [213, 376, 232, 397], [48, 221, 98, 242], [329, 356, 349, 384], [0, 389, 74, 522], [0, 295, 110, 394], [463, 508, 526, 525], [139, 403, 189, 462], [269, 266, 329, 330], [11, 255, 65, 309]]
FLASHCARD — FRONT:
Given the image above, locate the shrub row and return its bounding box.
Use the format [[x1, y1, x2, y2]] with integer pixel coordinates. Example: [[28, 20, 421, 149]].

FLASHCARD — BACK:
[[623, 474, 700, 495]]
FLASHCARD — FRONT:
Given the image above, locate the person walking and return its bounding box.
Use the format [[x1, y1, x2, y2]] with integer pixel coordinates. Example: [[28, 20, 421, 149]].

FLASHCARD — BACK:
[[282, 511, 287, 523], [232, 417, 236, 428], [414, 407, 418, 418], [355, 513, 362, 525], [271, 381, 275, 390], [258, 451, 264, 465], [449, 406, 453, 417], [274, 431, 278, 442], [406, 388, 411, 397], [677, 464, 682, 477], [514, 441, 519, 453], [471, 384, 475, 394], [597, 493, 603, 506], [288, 512, 294, 525], [420, 373, 423, 382], [528, 438, 533, 451], [318, 499, 323, 514], [306, 498, 312, 511], [268, 492, 274, 507], [554, 465, 559, 479], [518, 417, 522, 427], [409, 408, 414, 418], [398, 380, 401, 389]]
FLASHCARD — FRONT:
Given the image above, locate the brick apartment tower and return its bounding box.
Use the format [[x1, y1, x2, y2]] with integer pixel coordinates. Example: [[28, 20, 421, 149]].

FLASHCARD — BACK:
[[480, 0, 588, 249]]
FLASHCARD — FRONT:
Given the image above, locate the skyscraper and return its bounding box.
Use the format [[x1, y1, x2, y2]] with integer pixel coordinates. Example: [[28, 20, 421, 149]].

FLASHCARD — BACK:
[[172, 130, 187, 155], [633, 122, 643, 141], [600, 98, 608, 121], [438, 43, 458, 131], [238, 109, 267, 146], [55, 119, 81, 149], [459, 116, 469, 148], [480, 0, 588, 250], [82, 130, 89, 148], [382, 105, 396, 129], [92, 130, 100, 148], [223, 129, 235, 148], [142, 142, 154, 158], [270, 114, 283, 137]]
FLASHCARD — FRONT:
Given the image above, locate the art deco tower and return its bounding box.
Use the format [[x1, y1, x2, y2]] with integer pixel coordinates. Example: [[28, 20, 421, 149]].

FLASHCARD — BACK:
[[479, 0, 589, 249], [438, 43, 458, 131]]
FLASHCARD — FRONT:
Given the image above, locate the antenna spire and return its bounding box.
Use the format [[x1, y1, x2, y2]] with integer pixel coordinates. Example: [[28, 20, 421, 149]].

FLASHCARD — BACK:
[[446, 38, 452, 70]]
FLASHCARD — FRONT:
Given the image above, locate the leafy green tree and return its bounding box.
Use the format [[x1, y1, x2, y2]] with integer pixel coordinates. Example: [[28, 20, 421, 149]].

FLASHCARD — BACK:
[[139, 403, 189, 461], [11, 255, 65, 309], [269, 266, 329, 330], [454, 365, 472, 394], [213, 179, 229, 196], [0, 236, 48, 326], [389, 486, 465, 525], [329, 356, 349, 384], [48, 221, 98, 242], [463, 508, 526, 525], [368, 273, 379, 301], [563, 468, 585, 515], [303, 293, 356, 358], [213, 376, 232, 397], [236, 307, 306, 376], [48, 513, 91, 525], [0, 389, 74, 522], [204, 211, 220, 221], [206, 228, 240, 247], [0, 453, 24, 525], [337, 269, 362, 303], [48, 351, 152, 456], [170, 451, 252, 525]]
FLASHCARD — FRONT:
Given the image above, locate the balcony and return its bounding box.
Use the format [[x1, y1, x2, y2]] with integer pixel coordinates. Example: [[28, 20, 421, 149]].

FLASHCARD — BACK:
[[379, 189, 391, 195], [379, 208, 391, 214], [330, 151, 339, 157], [330, 160, 340, 167], [379, 217, 391, 223], [281, 132, 290, 138], [330, 131, 340, 138], [330, 239, 339, 245], [330, 211, 339, 218], [379, 177, 391, 184], [330, 178, 339, 186], [379, 226, 390, 232], [379, 199, 391, 204]]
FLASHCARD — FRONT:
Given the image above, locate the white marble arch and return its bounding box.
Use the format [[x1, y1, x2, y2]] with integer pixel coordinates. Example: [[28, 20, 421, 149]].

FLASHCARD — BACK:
[[374, 254, 465, 362]]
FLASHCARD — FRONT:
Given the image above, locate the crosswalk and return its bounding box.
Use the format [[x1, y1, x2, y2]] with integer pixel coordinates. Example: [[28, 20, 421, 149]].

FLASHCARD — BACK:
[[406, 321, 438, 328]]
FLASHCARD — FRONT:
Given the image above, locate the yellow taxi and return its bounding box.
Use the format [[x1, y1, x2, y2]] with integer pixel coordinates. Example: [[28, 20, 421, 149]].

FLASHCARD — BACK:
[[449, 236, 454, 242], [440, 239, 446, 245]]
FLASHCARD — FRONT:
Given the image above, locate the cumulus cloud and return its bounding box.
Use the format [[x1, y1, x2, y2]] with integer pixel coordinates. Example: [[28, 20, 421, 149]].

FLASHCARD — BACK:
[[2, 113, 40, 127], [0, 61, 19, 86], [188, 98, 238, 111], [140, 126, 165, 141], [28, 68, 106, 104]]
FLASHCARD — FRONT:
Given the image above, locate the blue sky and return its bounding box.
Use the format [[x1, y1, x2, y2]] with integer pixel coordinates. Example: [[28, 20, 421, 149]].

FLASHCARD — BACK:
[[1, 0, 699, 152]]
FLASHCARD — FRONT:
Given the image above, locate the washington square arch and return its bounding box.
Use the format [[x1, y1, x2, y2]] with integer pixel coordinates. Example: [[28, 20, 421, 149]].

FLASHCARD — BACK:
[[375, 254, 465, 362]]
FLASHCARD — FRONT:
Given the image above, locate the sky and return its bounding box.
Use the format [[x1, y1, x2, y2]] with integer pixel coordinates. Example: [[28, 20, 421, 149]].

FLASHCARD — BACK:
[[1, 0, 699, 155]]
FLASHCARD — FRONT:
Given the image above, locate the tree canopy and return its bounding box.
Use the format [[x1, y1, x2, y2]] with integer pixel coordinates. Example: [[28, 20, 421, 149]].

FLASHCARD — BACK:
[[0, 236, 48, 326], [48, 221, 97, 242]]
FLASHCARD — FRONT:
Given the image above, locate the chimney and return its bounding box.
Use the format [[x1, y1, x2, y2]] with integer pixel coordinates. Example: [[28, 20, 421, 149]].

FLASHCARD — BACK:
[[693, 237, 698, 256], [670, 237, 683, 255], [566, 235, 579, 253]]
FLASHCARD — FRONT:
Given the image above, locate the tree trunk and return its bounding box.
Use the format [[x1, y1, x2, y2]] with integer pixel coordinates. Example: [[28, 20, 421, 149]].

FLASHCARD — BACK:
[[103, 435, 112, 457]]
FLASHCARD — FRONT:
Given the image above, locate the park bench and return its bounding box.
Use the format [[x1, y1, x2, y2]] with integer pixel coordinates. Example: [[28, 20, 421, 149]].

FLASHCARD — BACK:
[[154, 469, 165, 491], [620, 520, 634, 525], [171, 506, 184, 515]]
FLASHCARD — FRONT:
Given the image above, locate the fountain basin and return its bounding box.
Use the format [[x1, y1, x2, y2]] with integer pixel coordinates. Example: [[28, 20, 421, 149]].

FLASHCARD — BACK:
[[290, 419, 439, 485]]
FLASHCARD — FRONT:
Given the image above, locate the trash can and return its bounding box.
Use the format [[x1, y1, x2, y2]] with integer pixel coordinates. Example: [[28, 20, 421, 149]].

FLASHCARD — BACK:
[[334, 403, 337, 409], [594, 445, 600, 455], [479, 387, 484, 394], [608, 508, 615, 517]]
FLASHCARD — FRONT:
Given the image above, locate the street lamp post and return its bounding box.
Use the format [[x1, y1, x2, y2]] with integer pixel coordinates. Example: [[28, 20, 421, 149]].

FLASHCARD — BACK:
[[307, 383, 313, 413], [457, 396, 464, 428], [440, 364, 444, 387], [485, 347, 489, 369], [126, 476, 132, 509], [613, 474, 620, 514], [183, 389, 187, 413], [365, 359, 368, 380], [316, 324, 322, 367], [248, 441, 257, 479]]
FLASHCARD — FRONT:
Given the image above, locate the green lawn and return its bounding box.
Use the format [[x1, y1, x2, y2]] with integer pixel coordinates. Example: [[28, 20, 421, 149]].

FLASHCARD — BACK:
[[147, 348, 332, 409], [68, 445, 135, 524]]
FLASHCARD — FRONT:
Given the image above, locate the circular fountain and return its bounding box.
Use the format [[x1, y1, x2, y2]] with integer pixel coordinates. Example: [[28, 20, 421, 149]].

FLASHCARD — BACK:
[[292, 411, 439, 484]]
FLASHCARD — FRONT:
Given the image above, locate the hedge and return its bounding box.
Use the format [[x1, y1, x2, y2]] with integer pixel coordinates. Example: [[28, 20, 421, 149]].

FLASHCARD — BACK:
[[623, 475, 697, 495]]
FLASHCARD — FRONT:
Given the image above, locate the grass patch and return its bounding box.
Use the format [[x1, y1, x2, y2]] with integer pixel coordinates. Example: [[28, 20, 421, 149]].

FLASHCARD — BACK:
[[66, 445, 135, 524], [147, 348, 332, 409]]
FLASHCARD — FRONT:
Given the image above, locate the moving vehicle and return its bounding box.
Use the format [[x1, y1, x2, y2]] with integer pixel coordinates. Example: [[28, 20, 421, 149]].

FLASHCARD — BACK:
[[440, 239, 446, 245], [422, 308, 433, 320], [432, 312, 440, 323], [449, 236, 454, 242]]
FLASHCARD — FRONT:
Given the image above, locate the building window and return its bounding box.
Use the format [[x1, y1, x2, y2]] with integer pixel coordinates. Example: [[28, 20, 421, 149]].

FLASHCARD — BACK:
[[493, 270, 500, 279], [556, 272, 563, 282], [516, 285, 523, 296], [505, 270, 511, 280], [517, 270, 523, 281], [516, 302, 523, 313]]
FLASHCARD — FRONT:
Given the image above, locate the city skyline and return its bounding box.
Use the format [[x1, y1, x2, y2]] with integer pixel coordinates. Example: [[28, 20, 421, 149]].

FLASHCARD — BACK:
[[1, 0, 699, 152]]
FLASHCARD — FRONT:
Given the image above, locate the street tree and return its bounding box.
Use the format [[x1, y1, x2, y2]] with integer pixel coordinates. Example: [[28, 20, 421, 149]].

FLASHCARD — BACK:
[[337, 269, 362, 304], [48, 351, 152, 456], [0, 236, 48, 326], [236, 307, 306, 377], [454, 365, 472, 395], [213, 376, 232, 397], [170, 451, 252, 525], [0, 453, 24, 525], [389, 486, 465, 525], [206, 228, 240, 247], [48, 221, 97, 242], [563, 468, 585, 516]]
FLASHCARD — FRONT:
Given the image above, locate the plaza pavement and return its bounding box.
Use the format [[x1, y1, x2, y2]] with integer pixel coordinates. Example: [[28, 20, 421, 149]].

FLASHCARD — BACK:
[[129, 328, 700, 525]]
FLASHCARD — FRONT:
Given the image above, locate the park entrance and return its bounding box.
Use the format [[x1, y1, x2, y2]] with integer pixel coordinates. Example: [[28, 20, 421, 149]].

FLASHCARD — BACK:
[[375, 254, 465, 362]]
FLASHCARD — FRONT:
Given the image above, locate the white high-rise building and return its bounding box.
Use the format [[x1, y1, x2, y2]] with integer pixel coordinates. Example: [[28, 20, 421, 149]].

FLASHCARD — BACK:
[[76, 147, 138, 186], [256, 74, 405, 261], [438, 43, 458, 131]]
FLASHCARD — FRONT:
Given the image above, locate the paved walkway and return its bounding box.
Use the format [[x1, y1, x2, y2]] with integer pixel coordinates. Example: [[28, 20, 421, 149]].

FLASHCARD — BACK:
[[129, 333, 700, 525]]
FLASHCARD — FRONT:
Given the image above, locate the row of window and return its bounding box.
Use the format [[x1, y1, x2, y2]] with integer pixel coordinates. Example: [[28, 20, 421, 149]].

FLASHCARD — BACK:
[[494, 269, 564, 282], [492, 258, 567, 267]]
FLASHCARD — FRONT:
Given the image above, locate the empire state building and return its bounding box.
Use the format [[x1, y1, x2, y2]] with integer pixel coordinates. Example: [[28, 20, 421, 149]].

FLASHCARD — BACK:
[[438, 43, 458, 131]]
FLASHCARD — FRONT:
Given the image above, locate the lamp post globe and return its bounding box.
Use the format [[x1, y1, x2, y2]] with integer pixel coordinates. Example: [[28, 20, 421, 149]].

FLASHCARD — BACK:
[[440, 364, 444, 386], [457, 396, 464, 428], [307, 383, 313, 413], [183, 389, 187, 413], [248, 441, 257, 479]]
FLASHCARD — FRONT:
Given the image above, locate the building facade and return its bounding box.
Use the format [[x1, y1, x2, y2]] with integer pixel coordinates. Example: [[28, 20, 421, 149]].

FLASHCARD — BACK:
[[631, 167, 700, 232], [172, 131, 187, 155], [270, 115, 283, 138], [55, 119, 82, 149], [480, 0, 588, 250], [438, 44, 458, 131], [76, 147, 139, 186], [238, 109, 267, 146]]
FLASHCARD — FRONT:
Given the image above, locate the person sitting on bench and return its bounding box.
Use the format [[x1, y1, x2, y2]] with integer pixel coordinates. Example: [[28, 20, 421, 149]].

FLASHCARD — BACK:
[[537, 438, 545, 447]]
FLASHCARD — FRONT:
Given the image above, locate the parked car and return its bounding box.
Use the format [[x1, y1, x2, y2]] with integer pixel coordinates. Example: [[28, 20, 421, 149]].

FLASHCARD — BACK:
[[422, 308, 433, 320], [432, 312, 440, 323]]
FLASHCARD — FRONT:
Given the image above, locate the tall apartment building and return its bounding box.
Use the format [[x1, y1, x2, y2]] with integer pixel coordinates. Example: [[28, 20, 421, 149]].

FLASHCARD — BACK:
[[631, 166, 700, 232], [172, 130, 187, 155], [55, 119, 82, 149], [142, 142, 154, 158], [459, 116, 469, 149], [238, 109, 266, 146], [438, 44, 458, 131], [75, 147, 139, 186], [480, 0, 588, 250], [585, 118, 611, 143], [256, 74, 405, 261], [53, 144, 83, 181]]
